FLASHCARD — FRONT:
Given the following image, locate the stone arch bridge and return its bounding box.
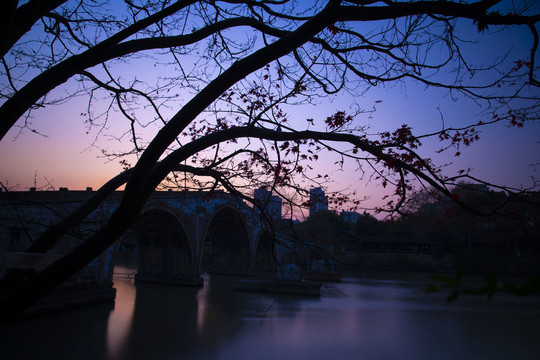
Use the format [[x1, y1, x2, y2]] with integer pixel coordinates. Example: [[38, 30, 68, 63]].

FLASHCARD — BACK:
[[0, 189, 281, 311], [122, 190, 279, 285]]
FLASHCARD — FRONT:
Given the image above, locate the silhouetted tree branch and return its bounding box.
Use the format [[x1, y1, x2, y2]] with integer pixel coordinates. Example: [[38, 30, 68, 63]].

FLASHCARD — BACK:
[[1, 0, 539, 320]]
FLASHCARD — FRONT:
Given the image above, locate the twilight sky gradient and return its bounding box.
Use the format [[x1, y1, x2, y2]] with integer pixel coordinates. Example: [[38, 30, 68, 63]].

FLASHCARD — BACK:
[[1, 79, 538, 211], [0, 1, 539, 213]]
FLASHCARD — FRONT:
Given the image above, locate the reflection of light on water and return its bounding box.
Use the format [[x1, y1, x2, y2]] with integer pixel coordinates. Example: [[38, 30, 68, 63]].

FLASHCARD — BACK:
[[196, 274, 209, 334], [106, 266, 137, 360]]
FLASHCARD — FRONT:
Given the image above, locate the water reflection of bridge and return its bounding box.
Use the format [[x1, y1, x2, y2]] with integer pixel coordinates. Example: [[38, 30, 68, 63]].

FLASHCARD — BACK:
[[0, 189, 280, 315]]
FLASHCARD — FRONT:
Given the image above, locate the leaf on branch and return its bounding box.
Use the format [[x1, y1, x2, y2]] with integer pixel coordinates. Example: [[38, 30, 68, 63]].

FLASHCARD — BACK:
[[326, 24, 340, 35], [325, 111, 353, 130], [430, 274, 457, 287], [513, 59, 531, 71], [425, 283, 438, 294], [473, 19, 489, 33], [485, 274, 497, 289], [509, 115, 524, 128], [447, 290, 460, 302]]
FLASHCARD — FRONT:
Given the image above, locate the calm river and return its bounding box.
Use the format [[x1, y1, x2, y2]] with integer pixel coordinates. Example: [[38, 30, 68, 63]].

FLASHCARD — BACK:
[[2, 268, 540, 360]]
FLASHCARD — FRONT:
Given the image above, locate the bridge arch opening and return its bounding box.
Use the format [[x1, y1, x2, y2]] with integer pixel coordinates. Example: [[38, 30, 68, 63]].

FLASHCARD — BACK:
[[202, 207, 251, 273], [118, 209, 197, 283]]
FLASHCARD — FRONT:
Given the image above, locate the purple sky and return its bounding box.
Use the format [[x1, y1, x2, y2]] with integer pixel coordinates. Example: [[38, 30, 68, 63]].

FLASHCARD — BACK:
[[0, 1, 539, 214], [1, 78, 537, 213]]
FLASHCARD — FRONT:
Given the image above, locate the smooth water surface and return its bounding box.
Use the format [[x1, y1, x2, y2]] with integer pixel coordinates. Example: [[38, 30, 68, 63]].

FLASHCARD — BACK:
[[2, 269, 540, 360]]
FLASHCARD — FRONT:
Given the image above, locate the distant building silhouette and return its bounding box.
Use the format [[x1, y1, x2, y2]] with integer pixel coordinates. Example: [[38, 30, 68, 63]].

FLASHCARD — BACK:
[[254, 186, 282, 219], [340, 210, 362, 223], [309, 187, 328, 217]]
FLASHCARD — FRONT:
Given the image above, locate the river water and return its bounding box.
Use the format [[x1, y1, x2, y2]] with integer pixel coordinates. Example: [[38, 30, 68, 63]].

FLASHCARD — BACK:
[[2, 268, 540, 360]]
